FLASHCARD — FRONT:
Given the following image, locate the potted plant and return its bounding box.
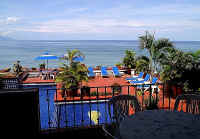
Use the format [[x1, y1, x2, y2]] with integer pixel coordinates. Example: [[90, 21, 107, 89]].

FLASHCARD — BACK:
[[159, 49, 186, 98], [31, 67, 37, 71], [122, 50, 136, 74], [56, 49, 88, 98], [12, 60, 23, 77], [39, 63, 45, 71], [159, 48, 200, 97], [111, 83, 121, 95], [81, 85, 90, 97]]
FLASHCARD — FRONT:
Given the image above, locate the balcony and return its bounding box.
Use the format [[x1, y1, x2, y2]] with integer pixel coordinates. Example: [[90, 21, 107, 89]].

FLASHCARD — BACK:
[[0, 83, 198, 137]]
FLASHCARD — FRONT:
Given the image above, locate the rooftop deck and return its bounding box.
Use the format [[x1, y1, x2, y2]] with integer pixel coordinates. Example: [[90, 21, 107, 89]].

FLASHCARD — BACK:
[[22, 71, 178, 109]]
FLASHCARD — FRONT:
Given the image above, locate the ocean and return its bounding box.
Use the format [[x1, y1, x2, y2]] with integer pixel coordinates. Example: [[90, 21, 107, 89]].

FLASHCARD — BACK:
[[0, 40, 200, 69]]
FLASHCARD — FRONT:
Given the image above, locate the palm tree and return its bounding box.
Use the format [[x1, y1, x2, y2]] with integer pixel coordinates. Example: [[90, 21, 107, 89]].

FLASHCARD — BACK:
[[139, 31, 174, 74], [56, 49, 88, 97], [62, 49, 85, 65], [135, 56, 150, 73]]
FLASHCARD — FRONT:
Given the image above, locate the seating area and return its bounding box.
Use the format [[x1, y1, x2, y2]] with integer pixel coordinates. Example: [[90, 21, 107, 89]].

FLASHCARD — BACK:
[[129, 73, 150, 84], [101, 66, 109, 77], [112, 66, 121, 77], [102, 94, 200, 139], [103, 95, 141, 139], [174, 94, 200, 114], [88, 67, 95, 78], [87, 66, 122, 77], [136, 77, 159, 92], [125, 72, 143, 81]]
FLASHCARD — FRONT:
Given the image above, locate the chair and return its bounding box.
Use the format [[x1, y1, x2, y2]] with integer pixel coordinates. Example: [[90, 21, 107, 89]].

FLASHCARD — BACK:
[[102, 123, 120, 139], [108, 95, 141, 126], [174, 94, 200, 114], [125, 72, 144, 81], [129, 74, 150, 84], [50, 73, 54, 79], [102, 95, 141, 139], [101, 66, 109, 77], [112, 67, 121, 77], [88, 67, 95, 77], [137, 77, 158, 92]]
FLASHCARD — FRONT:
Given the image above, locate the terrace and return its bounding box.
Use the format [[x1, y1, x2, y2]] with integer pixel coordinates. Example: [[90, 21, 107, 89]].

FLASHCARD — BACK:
[[0, 60, 199, 137], [1, 69, 197, 138]]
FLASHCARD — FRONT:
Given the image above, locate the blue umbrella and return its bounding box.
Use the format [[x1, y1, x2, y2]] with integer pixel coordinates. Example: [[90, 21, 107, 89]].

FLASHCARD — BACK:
[[35, 52, 58, 70], [72, 56, 84, 62]]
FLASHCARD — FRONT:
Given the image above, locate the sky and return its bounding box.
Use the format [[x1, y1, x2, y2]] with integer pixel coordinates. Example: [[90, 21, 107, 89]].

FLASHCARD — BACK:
[[0, 0, 200, 41]]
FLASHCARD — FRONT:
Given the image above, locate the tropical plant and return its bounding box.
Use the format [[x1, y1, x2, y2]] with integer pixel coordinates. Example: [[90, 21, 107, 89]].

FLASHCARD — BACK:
[[122, 50, 136, 69], [160, 48, 193, 83], [61, 49, 85, 65], [180, 50, 200, 91], [56, 50, 88, 97], [39, 63, 45, 70], [135, 56, 150, 73], [111, 83, 122, 94], [12, 60, 23, 77], [159, 47, 200, 92], [139, 31, 174, 74]]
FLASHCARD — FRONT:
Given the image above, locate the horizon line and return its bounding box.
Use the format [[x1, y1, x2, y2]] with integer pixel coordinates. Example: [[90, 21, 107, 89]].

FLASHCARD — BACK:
[[3, 39, 200, 42]]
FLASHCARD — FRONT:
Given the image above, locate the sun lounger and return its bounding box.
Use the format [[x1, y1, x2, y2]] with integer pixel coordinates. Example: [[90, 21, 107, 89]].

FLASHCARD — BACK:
[[136, 77, 159, 92], [101, 66, 109, 77], [126, 72, 144, 81], [88, 67, 95, 77], [112, 66, 121, 77], [129, 74, 150, 84]]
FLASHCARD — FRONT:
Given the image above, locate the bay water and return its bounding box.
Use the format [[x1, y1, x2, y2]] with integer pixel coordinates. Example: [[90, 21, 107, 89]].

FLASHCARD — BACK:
[[0, 40, 200, 69]]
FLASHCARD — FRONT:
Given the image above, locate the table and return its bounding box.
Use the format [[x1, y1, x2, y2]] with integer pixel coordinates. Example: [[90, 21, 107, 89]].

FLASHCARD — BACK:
[[119, 110, 200, 139]]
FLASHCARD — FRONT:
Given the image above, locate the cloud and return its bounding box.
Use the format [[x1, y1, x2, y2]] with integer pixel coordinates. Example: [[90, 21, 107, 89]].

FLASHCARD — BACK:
[[16, 18, 146, 34], [7, 17, 19, 22], [0, 17, 20, 25], [2, 2, 200, 40]]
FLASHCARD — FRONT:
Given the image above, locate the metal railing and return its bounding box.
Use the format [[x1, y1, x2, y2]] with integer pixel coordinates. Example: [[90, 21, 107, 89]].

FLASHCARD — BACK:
[[0, 78, 20, 89], [41, 83, 196, 130]]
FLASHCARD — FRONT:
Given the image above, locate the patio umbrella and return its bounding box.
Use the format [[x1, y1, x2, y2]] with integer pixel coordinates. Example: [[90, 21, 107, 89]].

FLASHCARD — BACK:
[[35, 52, 58, 70], [72, 56, 84, 62]]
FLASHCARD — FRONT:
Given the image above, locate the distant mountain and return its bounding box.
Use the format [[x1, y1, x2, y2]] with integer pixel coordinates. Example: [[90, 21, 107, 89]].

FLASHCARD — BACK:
[[0, 36, 14, 40]]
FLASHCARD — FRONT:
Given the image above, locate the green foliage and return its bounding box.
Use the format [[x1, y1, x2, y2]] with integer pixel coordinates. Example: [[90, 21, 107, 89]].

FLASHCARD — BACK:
[[115, 62, 123, 67], [160, 47, 200, 91], [136, 90, 143, 96], [12, 60, 23, 76], [61, 49, 85, 65], [122, 50, 136, 69], [39, 63, 45, 69], [135, 56, 150, 73], [139, 31, 174, 74], [138, 31, 200, 92], [111, 83, 122, 93], [56, 50, 88, 90]]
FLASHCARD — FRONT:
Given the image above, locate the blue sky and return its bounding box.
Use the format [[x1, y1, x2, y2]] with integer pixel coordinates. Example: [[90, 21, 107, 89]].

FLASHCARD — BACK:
[[0, 0, 200, 40]]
